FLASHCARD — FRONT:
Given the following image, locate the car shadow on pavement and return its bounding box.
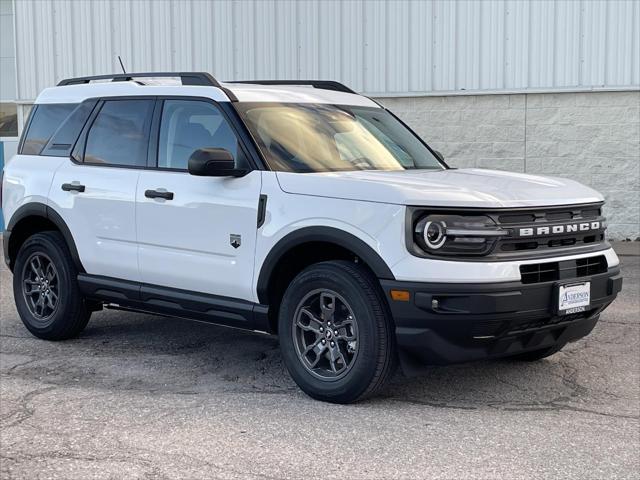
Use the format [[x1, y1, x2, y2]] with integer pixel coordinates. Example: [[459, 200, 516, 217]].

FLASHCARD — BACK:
[[0, 305, 627, 415], [2, 255, 636, 414]]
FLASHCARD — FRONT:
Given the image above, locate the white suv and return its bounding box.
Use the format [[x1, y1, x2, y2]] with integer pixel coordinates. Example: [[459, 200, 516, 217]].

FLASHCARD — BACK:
[[1, 72, 622, 403]]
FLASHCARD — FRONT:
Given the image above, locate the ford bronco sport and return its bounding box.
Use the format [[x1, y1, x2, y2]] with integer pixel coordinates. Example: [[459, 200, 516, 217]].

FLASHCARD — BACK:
[[1, 72, 622, 403]]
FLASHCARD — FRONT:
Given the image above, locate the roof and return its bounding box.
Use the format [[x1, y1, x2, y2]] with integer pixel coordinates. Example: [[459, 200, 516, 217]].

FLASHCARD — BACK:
[[35, 78, 379, 108], [219, 82, 378, 107]]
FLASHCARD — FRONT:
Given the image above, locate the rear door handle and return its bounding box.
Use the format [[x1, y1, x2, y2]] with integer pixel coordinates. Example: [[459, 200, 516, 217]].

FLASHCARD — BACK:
[[61, 183, 85, 192], [145, 189, 174, 200]]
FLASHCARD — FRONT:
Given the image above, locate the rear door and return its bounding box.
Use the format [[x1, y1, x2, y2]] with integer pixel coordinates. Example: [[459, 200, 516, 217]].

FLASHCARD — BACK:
[[136, 98, 261, 301], [49, 98, 155, 281]]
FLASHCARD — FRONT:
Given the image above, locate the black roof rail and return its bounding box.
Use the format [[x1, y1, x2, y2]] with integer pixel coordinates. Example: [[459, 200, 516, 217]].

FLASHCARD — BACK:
[[56, 71, 239, 101], [228, 80, 357, 95], [57, 71, 222, 87]]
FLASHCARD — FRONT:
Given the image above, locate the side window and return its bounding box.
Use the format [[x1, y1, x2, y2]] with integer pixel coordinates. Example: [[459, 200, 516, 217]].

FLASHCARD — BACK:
[[157, 99, 245, 170], [84, 99, 154, 167], [41, 100, 98, 157], [21, 104, 76, 155]]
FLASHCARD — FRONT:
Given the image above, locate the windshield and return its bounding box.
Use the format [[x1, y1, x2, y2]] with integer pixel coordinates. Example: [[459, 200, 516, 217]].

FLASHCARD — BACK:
[[235, 103, 444, 173]]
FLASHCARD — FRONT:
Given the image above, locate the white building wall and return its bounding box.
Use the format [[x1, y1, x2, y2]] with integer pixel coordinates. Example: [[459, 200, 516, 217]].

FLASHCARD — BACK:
[[381, 90, 640, 240], [5, 0, 640, 239], [0, 0, 16, 101], [13, 0, 640, 101]]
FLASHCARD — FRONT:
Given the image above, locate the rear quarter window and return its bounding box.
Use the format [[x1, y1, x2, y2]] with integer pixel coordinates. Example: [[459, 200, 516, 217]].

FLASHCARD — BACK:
[[20, 103, 77, 155], [41, 100, 98, 157]]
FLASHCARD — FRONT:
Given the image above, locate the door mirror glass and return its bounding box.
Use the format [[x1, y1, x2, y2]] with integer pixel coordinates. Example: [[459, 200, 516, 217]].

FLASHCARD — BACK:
[[188, 148, 248, 177]]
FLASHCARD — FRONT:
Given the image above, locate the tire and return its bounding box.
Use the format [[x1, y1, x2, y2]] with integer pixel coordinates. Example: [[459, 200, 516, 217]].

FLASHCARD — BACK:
[[507, 343, 567, 362], [13, 231, 91, 340], [278, 260, 396, 403]]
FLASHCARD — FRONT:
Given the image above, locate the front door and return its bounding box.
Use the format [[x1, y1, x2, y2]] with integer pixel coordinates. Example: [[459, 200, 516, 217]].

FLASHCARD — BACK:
[[136, 98, 261, 302]]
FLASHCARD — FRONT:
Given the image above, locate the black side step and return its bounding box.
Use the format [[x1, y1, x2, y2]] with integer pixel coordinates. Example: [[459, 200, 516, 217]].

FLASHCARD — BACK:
[[77, 274, 270, 332]]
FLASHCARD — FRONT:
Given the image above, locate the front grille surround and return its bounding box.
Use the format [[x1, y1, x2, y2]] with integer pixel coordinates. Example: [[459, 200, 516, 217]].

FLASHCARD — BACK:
[[407, 202, 608, 260], [493, 203, 606, 255]]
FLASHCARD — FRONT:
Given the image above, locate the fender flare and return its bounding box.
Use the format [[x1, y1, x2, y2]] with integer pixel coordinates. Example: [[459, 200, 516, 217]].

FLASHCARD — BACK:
[[256, 226, 395, 303], [5, 202, 85, 272]]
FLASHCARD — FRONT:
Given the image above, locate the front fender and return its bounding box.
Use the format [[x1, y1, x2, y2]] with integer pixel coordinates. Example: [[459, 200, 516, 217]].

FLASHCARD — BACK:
[[255, 225, 395, 303]]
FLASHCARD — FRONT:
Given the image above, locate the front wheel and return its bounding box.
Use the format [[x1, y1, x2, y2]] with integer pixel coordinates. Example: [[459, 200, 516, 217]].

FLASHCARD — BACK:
[[13, 231, 92, 340], [278, 261, 396, 403]]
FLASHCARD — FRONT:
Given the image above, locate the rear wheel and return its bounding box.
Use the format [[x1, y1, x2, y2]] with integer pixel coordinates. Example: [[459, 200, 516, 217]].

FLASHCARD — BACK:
[[278, 261, 396, 403], [13, 232, 91, 340]]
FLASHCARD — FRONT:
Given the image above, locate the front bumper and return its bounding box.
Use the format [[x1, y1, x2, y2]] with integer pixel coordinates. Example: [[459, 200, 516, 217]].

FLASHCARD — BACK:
[[380, 266, 622, 365]]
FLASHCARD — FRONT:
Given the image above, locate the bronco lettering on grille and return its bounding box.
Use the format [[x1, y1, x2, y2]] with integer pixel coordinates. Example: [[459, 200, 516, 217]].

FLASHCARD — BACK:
[[519, 221, 601, 237]]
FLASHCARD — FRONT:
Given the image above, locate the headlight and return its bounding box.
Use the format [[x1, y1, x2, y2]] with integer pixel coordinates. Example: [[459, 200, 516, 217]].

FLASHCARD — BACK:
[[414, 214, 508, 256], [423, 220, 447, 249]]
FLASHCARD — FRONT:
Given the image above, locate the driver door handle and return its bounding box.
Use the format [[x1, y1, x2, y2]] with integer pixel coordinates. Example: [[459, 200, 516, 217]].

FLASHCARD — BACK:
[[61, 183, 85, 193], [145, 189, 174, 200]]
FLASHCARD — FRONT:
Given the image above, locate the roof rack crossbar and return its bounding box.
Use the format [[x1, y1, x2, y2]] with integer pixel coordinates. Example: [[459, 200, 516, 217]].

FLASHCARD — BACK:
[[228, 80, 357, 94], [57, 72, 222, 88]]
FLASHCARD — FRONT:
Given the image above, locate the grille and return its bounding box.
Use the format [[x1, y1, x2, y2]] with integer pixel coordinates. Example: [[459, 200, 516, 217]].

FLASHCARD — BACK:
[[520, 262, 559, 284], [520, 255, 607, 284], [576, 255, 608, 277], [493, 203, 606, 256]]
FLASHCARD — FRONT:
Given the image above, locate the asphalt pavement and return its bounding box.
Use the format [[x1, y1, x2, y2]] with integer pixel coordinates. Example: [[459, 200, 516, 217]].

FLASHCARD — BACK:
[[1, 255, 638, 479]]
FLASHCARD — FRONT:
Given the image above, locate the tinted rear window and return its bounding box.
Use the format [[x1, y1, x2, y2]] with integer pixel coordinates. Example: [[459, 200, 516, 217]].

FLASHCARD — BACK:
[[21, 104, 77, 155], [41, 100, 98, 157]]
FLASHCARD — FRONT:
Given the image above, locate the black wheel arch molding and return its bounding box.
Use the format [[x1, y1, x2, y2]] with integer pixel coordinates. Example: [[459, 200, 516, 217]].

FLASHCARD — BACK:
[[256, 226, 396, 304], [3, 202, 85, 273]]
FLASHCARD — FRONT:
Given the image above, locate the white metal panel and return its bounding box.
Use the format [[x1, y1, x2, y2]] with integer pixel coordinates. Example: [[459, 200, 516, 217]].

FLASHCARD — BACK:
[[606, 0, 635, 86], [408, 0, 433, 92], [0, 1, 16, 101], [634, 0, 640, 86], [456, 0, 481, 91], [340, 0, 364, 93], [318, 1, 341, 83], [363, 0, 386, 93], [254, 0, 277, 80], [12, 0, 640, 101], [504, 0, 529, 89], [581, 0, 606, 86], [433, 0, 457, 91]]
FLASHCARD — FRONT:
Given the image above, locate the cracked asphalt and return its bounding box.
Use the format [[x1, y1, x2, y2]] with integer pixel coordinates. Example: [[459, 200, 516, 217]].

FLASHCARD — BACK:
[[1, 256, 638, 480]]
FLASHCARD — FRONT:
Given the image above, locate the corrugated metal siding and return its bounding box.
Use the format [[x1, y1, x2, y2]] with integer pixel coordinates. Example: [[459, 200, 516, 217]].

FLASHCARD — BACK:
[[13, 0, 640, 101]]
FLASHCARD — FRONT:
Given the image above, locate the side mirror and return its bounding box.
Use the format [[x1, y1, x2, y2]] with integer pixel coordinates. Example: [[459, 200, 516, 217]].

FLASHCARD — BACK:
[[188, 148, 248, 177], [433, 150, 445, 163]]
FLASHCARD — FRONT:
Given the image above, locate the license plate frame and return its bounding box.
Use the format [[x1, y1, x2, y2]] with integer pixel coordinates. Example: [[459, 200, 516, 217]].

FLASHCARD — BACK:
[[556, 281, 591, 315]]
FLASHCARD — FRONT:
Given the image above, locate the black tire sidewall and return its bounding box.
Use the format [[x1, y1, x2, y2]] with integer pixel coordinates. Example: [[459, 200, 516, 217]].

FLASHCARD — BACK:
[[13, 232, 83, 339], [279, 262, 390, 403]]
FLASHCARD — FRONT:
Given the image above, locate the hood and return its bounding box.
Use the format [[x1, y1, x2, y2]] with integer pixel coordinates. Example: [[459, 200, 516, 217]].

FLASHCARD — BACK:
[[276, 168, 604, 208]]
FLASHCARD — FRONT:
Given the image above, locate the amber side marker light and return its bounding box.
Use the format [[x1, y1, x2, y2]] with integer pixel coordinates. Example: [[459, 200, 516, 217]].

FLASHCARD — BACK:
[[390, 290, 410, 302]]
